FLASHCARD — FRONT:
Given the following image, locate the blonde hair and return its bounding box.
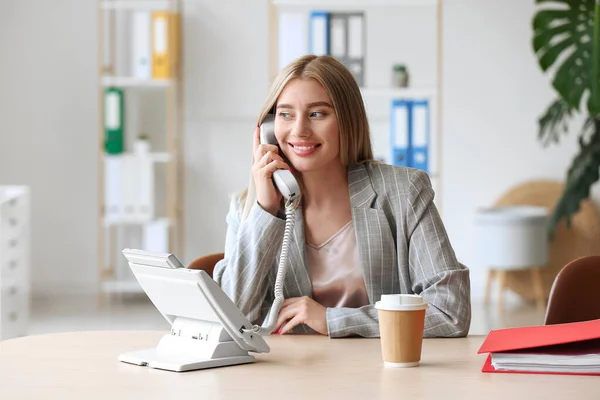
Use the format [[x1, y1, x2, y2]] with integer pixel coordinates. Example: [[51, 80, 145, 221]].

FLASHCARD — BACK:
[[240, 55, 374, 221]]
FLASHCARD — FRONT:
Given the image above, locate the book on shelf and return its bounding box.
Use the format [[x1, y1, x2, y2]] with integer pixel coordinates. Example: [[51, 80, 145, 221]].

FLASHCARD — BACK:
[[478, 318, 600, 376]]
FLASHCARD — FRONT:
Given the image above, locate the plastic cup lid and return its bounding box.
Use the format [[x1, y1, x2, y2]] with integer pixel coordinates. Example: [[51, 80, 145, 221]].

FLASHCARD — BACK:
[[375, 294, 428, 311]]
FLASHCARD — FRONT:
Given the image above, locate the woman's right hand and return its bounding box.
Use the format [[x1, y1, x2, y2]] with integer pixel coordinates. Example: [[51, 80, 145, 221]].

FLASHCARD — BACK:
[[252, 126, 290, 216]]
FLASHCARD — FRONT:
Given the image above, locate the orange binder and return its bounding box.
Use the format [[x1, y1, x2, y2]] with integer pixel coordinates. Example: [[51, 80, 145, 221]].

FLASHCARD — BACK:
[[477, 318, 600, 376], [151, 11, 180, 79]]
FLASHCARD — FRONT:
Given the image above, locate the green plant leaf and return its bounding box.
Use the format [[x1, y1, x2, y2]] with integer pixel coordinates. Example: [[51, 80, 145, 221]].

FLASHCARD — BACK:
[[589, 0, 600, 114], [532, 22, 573, 52], [538, 98, 573, 147], [532, 0, 598, 113], [549, 117, 600, 235]]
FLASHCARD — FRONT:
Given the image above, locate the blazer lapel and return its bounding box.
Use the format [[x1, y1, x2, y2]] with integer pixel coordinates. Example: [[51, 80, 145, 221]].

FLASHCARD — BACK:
[[348, 164, 397, 304]]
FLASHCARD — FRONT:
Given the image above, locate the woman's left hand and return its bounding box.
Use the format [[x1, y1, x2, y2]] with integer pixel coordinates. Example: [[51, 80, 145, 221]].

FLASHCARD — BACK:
[[274, 296, 328, 335]]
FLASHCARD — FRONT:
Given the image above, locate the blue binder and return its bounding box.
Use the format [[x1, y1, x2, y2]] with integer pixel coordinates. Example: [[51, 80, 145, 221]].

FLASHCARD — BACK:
[[411, 100, 430, 173], [309, 11, 330, 56], [390, 99, 430, 173], [390, 99, 410, 167]]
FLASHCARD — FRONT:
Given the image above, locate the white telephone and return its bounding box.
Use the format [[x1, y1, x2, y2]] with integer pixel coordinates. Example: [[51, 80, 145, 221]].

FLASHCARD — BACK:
[[116, 115, 302, 372], [118, 249, 270, 372]]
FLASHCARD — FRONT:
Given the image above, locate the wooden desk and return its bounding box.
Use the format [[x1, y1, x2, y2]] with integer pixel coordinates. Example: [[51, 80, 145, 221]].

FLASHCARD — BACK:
[[0, 331, 595, 399]]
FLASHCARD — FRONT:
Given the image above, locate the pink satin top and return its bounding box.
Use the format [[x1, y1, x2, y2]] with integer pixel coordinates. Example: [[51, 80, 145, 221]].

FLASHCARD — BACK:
[[306, 221, 370, 308]]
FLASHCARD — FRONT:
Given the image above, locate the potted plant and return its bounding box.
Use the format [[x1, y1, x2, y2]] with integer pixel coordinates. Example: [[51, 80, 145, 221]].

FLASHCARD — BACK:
[[532, 0, 600, 236], [134, 132, 151, 154], [392, 64, 409, 88]]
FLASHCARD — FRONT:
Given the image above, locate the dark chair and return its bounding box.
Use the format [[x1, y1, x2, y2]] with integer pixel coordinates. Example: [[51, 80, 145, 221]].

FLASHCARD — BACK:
[[186, 252, 224, 279], [544, 255, 600, 325]]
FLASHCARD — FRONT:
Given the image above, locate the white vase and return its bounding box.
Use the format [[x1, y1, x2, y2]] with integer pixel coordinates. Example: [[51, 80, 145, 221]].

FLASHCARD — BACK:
[[134, 140, 150, 154]]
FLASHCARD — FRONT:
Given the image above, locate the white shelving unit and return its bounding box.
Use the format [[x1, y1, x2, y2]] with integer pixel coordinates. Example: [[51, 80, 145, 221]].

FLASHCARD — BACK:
[[269, 0, 444, 212], [0, 186, 31, 340], [98, 0, 184, 299], [271, 0, 438, 8]]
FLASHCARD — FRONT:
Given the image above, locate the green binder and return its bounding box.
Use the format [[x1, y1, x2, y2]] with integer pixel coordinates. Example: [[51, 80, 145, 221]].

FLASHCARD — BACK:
[[104, 87, 124, 154]]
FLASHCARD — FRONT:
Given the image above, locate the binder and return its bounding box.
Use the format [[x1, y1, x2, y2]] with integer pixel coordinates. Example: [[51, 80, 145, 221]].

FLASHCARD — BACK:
[[478, 318, 600, 376], [347, 14, 364, 59], [104, 155, 123, 221], [325, 12, 364, 86], [143, 218, 169, 253], [104, 153, 155, 223], [390, 99, 430, 173], [135, 152, 154, 221], [132, 11, 151, 79], [411, 100, 430, 173], [307, 11, 364, 85], [151, 11, 180, 79], [122, 154, 137, 219], [390, 99, 410, 167], [329, 14, 346, 58], [104, 88, 124, 155], [346, 13, 364, 86], [309, 11, 329, 56]]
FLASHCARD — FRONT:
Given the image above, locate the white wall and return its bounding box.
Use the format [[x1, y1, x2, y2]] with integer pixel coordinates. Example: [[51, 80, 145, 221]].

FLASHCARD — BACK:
[[1, 0, 598, 301], [0, 0, 98, 295], [181, 0, 270, 263], [443, 0, 600, 300]]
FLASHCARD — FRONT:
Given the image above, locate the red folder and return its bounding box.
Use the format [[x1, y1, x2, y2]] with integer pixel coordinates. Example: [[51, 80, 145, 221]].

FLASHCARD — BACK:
[[477, 318, 600, 376]]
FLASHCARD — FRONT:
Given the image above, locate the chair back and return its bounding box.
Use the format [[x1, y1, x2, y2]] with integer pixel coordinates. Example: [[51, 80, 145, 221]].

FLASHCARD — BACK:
[[545, 255, 600, 325], [186, 253, 224, 278]]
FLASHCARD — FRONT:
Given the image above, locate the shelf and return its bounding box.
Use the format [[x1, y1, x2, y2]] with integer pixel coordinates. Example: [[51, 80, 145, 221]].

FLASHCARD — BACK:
[[103, 152, 171, 163], [360, 87, 436, 98], [103, 216, 171, 227], [101, 76, 172, 88], [100, 0, 175, 11], [272, 0, 438, 8]]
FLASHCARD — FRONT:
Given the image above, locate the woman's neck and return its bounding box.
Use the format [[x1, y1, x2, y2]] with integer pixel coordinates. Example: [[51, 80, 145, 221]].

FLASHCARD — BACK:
[[300, 162, 349, 209]]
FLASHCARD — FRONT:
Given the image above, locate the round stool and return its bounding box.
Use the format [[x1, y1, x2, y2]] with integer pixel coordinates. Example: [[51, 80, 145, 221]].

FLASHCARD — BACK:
[[475, 206, 549, 311]]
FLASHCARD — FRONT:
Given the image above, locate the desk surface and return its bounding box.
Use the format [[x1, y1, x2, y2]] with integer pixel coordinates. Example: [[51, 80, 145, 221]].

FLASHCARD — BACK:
[[0, 331, 596, 399]]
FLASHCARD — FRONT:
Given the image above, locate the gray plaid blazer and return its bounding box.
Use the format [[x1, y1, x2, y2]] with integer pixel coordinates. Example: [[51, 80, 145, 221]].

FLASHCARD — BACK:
[[213, 162, 471, 338]]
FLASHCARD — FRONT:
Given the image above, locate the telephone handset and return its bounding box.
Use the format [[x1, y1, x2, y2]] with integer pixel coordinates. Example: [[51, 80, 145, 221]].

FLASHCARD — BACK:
[[244, 114, 300, 336], [259, 114, 301, 201]]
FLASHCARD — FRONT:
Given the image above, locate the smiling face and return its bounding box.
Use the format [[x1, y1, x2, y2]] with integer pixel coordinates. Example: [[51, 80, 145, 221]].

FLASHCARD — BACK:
[[274, 78, 342, 174]]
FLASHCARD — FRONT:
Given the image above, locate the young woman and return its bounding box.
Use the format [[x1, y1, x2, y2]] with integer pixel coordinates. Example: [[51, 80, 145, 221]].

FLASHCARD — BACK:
[[212, 55, 471, 338]]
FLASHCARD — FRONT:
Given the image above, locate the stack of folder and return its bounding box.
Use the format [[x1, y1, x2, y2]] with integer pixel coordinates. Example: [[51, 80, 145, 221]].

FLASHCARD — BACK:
[[308, 11, 365, 86], [131, 10, 180, 79], [478, 318, 600, 376]]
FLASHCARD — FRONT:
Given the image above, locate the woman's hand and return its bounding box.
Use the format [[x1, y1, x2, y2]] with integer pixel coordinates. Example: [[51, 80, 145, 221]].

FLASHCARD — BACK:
[[274, 296, 328, 335], [252, 126, 290, 216]]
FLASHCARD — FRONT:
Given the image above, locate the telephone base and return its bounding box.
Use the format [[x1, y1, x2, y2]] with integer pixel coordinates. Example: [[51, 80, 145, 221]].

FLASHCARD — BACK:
[[119, 348, 255, 372], [118, 332, 256, 372]]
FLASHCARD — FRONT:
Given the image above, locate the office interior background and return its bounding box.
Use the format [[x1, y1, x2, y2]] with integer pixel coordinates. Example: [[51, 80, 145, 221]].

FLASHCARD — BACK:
[[1, 0, 599, 339]]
